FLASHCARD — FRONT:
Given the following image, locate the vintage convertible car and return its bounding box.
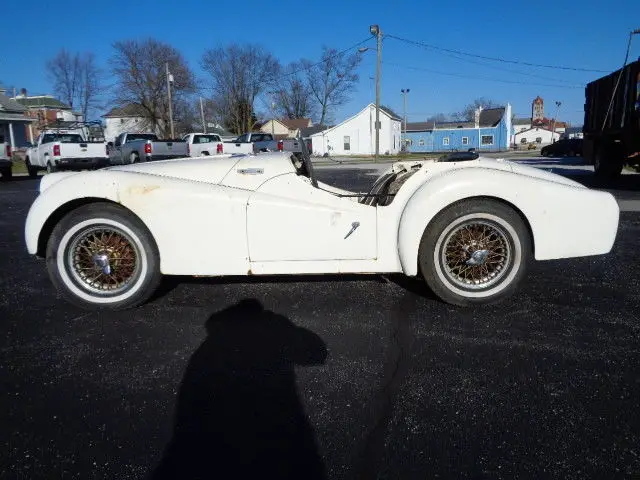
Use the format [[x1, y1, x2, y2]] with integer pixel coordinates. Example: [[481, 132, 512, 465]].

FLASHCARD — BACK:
[[24, 147, 620, 310]]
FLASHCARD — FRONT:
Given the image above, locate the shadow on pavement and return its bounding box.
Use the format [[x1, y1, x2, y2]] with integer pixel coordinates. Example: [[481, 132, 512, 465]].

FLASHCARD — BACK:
[[149, 298, 328, 480]]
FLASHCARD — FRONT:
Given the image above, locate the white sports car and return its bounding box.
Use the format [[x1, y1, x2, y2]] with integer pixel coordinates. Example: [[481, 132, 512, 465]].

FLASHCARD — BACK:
[[24, 148, 620, 310]]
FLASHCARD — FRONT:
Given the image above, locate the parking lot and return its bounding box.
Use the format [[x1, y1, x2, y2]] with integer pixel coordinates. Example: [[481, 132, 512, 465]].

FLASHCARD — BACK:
[[1, 158, 640, 479]]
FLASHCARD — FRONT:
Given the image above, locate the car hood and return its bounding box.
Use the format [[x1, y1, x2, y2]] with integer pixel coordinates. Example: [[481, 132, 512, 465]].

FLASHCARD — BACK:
[[107, 154, 244, 184]]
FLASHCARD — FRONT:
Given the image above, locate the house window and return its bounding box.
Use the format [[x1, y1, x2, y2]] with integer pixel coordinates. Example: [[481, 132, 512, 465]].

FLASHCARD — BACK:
[[443, 137, 450, 146], [419, 139, 425, 146], [520, 138, 527, 144], [481, 135, 494, 146], [343, 136, 350, 151], [536, 137, 542, 143], [462, 137, 469, 145]]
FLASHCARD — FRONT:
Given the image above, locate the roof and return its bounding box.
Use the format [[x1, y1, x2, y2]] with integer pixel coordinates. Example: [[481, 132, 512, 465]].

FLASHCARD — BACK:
[[300, 125, 329, 137], [380, 106, 402, 121], [435, 120, 476, 129], [513, 117, 531, 125], [14, 95, 71, 110], [102, 104, 147, 118], [406, 121, 434, 132], [279, 118, 312, 130], [0, 94, 27, 113], [0, 112, 34, 122], [479, 107, 505, 127]]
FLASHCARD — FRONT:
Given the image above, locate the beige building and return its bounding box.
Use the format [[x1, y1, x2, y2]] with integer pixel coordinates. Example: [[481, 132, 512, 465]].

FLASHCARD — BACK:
[[260, 118, 313, 138]]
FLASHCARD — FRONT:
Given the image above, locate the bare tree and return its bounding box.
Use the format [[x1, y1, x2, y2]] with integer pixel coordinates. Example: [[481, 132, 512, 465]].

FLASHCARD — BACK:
[[47, 50, 102, 120], [452, 97, 500, 121], [303, 47, 361, 125], [425, 113, 449, 124], [202, 44, 280, 134], [271, 63, 316, 120], [110, 38, 196, 138]]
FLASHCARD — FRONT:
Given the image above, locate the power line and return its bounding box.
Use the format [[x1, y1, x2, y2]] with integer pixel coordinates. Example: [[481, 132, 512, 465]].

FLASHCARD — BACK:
[[408, 45, 586, 87], [386, 34, 610, 73], [383, 61, 584, 89]]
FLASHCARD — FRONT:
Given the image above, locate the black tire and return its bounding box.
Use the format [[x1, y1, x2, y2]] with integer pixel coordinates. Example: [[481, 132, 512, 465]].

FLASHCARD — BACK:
[[0, 167, 11, 181], [418, 199, 531, 306], [26, 158, 38, 178], [46, 203, 162, 310], [594, 144, 623, 180], [130, 153, 140, 164], [46, 161, 57, 174]]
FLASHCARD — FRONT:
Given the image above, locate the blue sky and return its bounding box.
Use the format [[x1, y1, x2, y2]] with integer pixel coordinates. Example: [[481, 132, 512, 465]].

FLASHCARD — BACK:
[[2, 0, 639, 126]]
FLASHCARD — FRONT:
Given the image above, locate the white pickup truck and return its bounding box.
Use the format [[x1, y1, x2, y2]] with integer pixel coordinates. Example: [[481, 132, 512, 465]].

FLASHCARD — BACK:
[[227, 132, 303, 155], [182, 133, 253, 156], [108, 133, 188, 164], [0, 136, 12, 180], [25, 132, 109, 176]]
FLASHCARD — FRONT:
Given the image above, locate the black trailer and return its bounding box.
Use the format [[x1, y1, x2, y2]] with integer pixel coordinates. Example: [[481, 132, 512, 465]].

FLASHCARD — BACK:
[[583, 59, 640, 179]]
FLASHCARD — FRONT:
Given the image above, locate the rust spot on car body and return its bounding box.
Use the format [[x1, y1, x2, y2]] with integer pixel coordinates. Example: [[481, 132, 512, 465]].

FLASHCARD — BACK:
[[128, 185, 160, 195]]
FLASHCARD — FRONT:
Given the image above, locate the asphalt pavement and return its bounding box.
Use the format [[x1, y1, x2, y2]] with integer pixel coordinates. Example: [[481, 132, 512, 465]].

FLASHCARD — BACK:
[[1, 163, 639, 479]]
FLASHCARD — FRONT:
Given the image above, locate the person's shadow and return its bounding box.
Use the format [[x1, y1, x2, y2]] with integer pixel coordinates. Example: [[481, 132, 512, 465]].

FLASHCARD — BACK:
[[150, 299, 328, 480]]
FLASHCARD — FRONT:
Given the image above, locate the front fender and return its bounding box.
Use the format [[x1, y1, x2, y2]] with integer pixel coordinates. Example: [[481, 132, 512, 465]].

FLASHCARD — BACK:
[[25, 170, 252, 276], [25, 171, 122, 255], [397, 168, 619, 276]]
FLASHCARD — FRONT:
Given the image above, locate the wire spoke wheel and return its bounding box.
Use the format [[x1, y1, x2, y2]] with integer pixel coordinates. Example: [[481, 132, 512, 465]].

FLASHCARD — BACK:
[[440, 220, 512, 290], [66, 226, 141, 296]]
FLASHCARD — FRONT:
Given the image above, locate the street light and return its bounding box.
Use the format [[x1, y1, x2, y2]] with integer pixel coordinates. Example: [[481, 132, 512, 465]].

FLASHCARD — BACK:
[[401, 88, 410, 150]]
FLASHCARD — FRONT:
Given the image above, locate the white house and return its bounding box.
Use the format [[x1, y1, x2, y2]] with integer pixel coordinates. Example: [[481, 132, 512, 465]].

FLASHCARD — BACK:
[[513, 126, 560, 146], [102, 104, 158, 142], [310, 104, 401, 156]]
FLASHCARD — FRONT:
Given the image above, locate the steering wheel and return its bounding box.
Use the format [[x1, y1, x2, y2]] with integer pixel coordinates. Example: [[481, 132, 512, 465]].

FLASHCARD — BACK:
[[296, 135, 318, 188]]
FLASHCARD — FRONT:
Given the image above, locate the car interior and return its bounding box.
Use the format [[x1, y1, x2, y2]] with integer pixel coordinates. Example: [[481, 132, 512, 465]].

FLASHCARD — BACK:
[[289, 134, 481, 207]]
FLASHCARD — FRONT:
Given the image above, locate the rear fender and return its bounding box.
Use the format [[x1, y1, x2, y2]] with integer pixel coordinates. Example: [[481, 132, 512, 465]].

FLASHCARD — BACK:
[[397, 168, 618, 276]]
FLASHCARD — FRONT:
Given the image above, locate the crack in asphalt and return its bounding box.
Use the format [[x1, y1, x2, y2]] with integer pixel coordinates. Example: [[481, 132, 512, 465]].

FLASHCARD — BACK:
[[355, 291, 418, 479]]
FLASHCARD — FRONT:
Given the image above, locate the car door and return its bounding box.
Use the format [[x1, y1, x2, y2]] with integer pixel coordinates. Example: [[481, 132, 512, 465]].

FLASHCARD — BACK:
[[38, 134, 51, 164], [246, 174, 377, 262]]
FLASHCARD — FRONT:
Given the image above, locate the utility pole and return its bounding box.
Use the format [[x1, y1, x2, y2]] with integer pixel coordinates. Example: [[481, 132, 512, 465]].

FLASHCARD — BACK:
[[401, 88, 410, 150], [370, 24, 382, 162], [200, 97, 206, 133], [166, 62, 175, 138], [551, 101, 561, 143]]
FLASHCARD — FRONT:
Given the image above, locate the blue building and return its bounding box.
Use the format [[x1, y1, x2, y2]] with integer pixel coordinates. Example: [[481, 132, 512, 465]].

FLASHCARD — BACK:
[[404, 104, 512, 153]]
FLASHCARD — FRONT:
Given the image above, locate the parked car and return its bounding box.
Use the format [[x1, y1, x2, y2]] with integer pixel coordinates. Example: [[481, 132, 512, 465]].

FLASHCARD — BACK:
[[107, 133, 188, 165], [182, 133, 226, 156], [0, 136, 12, 180], [25, 131, 109, 176], [25, 142, 619, 311], [541, 138, 583, 157], [227, 132, 302, 155]]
